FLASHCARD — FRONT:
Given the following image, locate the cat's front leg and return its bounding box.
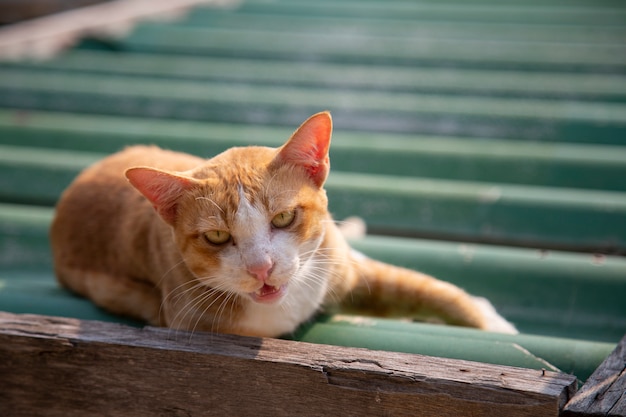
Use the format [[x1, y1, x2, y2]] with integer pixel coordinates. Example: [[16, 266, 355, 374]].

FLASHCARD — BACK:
[[57, 267, 163, 326]]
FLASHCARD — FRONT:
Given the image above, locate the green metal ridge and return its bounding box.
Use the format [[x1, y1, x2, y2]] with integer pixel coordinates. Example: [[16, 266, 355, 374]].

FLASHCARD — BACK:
[[1, 110, 626, 190], [120, 25, 626, 68], [1, 69, 625, 142], [350, 235, 626, 342], [231, 1, 626, 26], [2, 68, 624, 123], [0, 144, 625, 252], [291, 314, 616, 382], [5, 51, 626, 99], [181, 10, 626, 44]]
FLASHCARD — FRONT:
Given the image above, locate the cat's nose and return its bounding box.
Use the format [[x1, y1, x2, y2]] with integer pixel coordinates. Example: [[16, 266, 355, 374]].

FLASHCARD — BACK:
[[247, 259, 274, 282]]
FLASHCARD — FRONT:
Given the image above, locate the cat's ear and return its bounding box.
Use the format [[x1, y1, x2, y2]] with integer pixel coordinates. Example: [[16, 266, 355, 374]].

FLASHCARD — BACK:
[[125, 167, 196, 225], [276, 111, 332, 187]]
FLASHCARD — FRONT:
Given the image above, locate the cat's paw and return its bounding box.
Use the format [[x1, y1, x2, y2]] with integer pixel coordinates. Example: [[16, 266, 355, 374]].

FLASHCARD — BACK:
[[472, 296, 519, 334], [338, 216, 366, 239]]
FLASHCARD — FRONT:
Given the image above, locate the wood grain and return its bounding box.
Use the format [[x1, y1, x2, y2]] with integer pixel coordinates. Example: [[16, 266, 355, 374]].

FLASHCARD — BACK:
[[563, 334, 626, 417], [0, 312, 575, 417]]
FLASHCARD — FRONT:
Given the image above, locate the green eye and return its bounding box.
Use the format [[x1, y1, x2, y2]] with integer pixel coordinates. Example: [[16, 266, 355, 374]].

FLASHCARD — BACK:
[[271, 210, 296, 229], [204, 230, 231, 245]]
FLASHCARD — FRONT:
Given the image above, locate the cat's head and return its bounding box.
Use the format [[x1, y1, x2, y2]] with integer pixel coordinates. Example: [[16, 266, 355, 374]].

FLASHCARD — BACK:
[[126, 112, 333, 305]]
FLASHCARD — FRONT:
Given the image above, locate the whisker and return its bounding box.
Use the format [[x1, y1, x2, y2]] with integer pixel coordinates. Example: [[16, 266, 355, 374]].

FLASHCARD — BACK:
[[166, 279, 231, 340], [156, 259, 186, 286], [211, 291, 236, 336], [189, 290, 229, 341], [196, 195, 225, 214], [160, 279, 202, 332]]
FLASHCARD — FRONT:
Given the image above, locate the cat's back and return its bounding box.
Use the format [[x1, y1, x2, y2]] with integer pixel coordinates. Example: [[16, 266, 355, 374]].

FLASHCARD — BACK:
[[54, 145, 203, 211], [84, 145, 204, 178], [66, 144, 201, 190], [50, 146, 204, 269]]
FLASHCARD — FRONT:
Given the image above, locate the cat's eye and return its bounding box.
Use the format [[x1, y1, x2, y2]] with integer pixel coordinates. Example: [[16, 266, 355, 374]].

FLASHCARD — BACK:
[[271, 210, 296, 229], [204, 230, 231, 245]]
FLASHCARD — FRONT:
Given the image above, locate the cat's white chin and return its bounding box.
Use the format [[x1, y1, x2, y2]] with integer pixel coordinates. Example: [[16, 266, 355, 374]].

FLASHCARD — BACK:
[[248, 283, 288, 304]]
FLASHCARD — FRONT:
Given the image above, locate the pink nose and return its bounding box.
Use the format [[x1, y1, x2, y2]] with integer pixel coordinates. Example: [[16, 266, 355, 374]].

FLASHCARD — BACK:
[[247, 260, 274, 282]]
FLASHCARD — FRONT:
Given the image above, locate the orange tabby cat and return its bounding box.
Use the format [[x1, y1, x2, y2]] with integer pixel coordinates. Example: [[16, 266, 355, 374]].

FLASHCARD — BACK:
[[51, 112, 516, 337]]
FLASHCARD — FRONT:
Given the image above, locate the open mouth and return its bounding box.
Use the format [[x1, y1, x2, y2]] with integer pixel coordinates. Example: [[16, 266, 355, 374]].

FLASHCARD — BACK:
[[249, 284, 287, 304]]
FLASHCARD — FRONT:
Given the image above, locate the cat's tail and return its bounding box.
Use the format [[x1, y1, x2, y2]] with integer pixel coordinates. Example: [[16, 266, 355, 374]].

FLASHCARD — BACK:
[[470, 295, 519, 334], [341, 250, 518, 334]]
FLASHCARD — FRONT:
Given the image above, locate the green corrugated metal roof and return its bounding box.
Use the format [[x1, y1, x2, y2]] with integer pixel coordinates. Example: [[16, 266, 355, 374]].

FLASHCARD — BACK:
[[0, 0, 624, 383]]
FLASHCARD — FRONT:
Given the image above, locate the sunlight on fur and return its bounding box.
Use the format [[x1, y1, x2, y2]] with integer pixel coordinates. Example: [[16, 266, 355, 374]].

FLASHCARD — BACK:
[[50, 111, 517, 337]]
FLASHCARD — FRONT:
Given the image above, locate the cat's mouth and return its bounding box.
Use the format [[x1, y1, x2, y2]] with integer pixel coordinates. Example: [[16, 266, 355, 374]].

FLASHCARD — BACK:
[[249, 283, 287, 304]]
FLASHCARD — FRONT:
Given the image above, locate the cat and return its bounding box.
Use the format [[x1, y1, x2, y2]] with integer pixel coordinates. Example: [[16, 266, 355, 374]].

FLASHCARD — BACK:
[[50, 111, 517, 337]]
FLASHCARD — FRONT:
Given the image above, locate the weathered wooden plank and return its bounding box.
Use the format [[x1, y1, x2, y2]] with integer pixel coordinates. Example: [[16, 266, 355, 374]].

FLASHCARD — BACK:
[[0, 0, 234, 59], [0, 311, 577, 417], [0, 0, 109, 25], [294, 316, 615, 383], [563, 334, 626, 417]]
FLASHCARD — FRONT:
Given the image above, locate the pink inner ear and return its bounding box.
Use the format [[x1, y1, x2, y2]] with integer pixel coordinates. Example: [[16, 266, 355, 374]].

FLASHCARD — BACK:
[[125, 167, 194, 225], [278, 111, 332, 187]]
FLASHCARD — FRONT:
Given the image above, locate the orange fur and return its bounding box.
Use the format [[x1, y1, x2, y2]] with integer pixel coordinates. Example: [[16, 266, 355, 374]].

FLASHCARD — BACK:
[[51, 112, 516, 337]]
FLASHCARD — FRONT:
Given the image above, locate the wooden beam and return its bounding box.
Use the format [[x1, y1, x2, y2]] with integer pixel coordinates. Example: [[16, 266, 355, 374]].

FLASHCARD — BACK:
[[0, 312, 576, 417], [563, 334, 626, 417], [0, 0, 110, 25], [0, 0, 235, 60]]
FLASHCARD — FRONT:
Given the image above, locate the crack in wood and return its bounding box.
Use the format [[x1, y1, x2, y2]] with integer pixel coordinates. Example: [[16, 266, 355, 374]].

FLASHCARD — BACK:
[[563, 335, 626, 417], [0, 312, 577, 417]]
